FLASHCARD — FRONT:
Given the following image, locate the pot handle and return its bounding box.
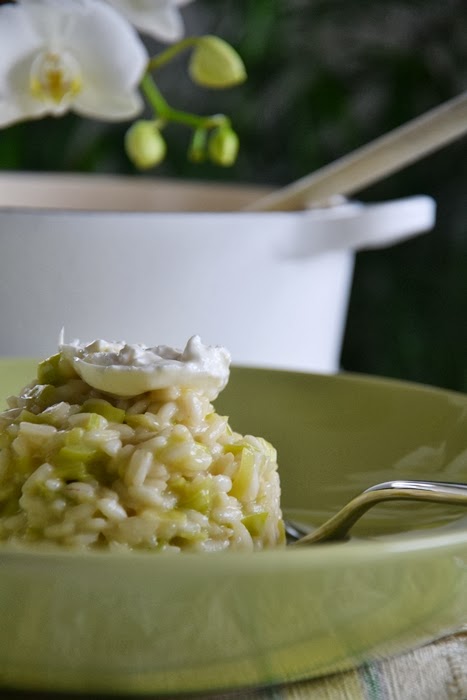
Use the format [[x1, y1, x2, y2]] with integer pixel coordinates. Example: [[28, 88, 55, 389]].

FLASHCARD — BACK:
[[297, 195, 436, 257]]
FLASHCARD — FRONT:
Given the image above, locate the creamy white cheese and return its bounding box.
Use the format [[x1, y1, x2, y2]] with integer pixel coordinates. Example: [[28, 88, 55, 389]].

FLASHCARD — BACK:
[[59, 335, 231, 398]]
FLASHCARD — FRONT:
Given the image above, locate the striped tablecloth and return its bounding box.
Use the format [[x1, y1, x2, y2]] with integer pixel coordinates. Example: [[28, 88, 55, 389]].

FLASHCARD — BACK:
[[202, 629, 467, 700], [3, 629, 467, 699]]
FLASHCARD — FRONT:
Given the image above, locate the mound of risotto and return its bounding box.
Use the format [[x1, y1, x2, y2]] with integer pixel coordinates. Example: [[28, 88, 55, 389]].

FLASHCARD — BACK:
[[0, 335, 285, 552]]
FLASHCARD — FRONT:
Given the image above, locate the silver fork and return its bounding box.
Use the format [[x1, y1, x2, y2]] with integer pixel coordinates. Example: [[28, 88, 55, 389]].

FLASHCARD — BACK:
[[286, 480, 467, 546]]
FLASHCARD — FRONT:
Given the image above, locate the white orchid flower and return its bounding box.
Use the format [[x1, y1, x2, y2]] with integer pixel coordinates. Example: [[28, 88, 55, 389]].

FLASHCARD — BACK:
[[105, 0, 194, 42], [0, 0, 149, 128]]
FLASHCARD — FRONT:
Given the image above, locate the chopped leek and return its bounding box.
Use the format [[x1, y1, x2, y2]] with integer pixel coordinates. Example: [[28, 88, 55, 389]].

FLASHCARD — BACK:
[[80, 399, 125, 424], [37, 353, 75, 386], [242, 512, 268, 536], [230, 447, 255, 500]]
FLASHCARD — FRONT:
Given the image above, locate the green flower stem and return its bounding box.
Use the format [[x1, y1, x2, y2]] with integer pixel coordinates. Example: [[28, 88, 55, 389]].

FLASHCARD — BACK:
[[140, 74, 230, 131], [140, 74, 170, 115], [146, 37, 199, 73]]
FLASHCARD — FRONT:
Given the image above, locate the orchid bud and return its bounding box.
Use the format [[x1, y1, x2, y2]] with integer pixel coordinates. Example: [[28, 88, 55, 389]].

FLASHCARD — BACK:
[[189, 36, 246, 89], [208, 126, 239, 167], [125, 120, 166, 169], [188, 127, 207, 163]]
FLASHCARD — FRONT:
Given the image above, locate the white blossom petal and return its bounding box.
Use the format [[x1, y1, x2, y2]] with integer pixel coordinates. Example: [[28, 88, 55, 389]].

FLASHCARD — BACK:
[[63, 1, 149, 119], [0, 0, 148, 126], [0, 3, 45, 127], [106, 0, 194, 42], [13, 0, 79, 46], [73, 84, 144, 121], [0, 4, 41, 73]]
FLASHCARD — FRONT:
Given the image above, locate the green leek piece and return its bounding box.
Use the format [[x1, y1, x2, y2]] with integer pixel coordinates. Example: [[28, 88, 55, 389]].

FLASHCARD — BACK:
[[26, 384, 58, 409], [54, 461, 90, 482], [80, 399, 125, 424], [37, 384, 58, 408], [180, 484, 211, 513], [37, 353, 75, 387], [55, 444, 110, 484], [223, 442, 244, 455], [125, 413, 158, 430], [37, 354, 61, 385], [168, 475, 186, 491], [54, 444, 98, 482], [242, 512, 268, 537], [170, 530, 208, 546], [16, 409, 43, 423], [74, 413, 106, 431], [65, 427, 85, 446], [229, 447, 255, 500], [171, 476, 212, 514], [18, 408, 62, 427], [57, 445, 98, 466]]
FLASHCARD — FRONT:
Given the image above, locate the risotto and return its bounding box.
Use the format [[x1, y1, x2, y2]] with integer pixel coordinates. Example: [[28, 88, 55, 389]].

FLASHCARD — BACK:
[[0, 336, 285, 552]]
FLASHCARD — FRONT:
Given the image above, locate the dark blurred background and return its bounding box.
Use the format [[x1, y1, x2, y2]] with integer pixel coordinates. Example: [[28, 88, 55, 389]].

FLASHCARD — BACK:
[[1, 0, 466, 391]]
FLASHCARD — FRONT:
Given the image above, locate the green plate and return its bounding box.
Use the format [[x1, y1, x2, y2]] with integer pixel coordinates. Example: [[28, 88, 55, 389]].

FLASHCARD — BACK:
[[1, 360, 467, 696]]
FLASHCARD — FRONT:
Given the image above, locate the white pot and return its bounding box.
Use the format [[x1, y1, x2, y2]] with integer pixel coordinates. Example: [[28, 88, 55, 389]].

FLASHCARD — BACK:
[[0, 173, 435, 371]]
